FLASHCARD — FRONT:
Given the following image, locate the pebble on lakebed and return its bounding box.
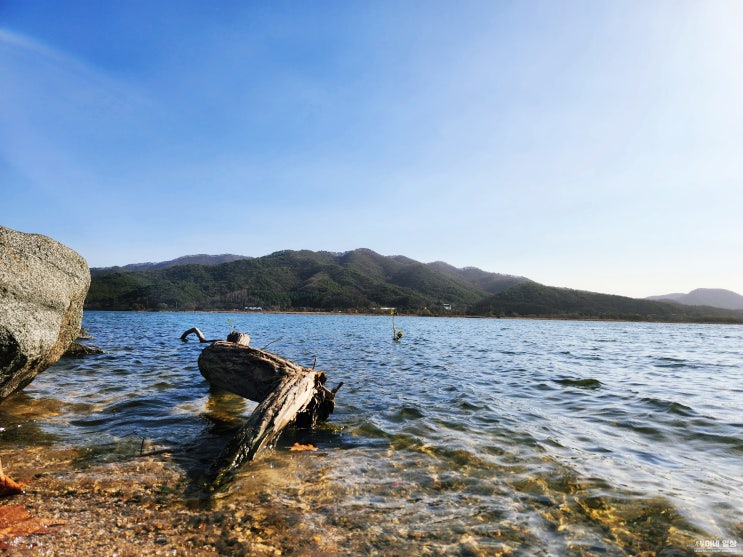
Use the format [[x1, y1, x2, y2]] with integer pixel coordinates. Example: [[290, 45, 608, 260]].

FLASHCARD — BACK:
[[0, 446, 339, 556]]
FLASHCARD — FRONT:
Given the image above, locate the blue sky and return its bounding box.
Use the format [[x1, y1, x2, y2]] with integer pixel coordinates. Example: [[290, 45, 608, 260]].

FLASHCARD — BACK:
[[2, 1, 742, 298]]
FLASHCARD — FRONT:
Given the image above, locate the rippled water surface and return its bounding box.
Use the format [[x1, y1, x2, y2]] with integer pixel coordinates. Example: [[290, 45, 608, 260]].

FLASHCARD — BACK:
[[2, 312, 742, 554]]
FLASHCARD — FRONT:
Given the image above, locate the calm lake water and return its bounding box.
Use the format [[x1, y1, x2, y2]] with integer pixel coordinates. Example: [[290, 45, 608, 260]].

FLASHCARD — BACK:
[[2, 312, 742, 555]]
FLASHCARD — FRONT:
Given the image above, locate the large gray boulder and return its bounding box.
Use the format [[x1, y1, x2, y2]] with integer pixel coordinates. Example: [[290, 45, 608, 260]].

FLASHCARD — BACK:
[[0, 226, 90, 401]]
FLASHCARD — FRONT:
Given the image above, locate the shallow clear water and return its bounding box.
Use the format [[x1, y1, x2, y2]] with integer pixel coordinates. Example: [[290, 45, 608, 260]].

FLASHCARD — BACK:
[[2, 312, 741, 554]]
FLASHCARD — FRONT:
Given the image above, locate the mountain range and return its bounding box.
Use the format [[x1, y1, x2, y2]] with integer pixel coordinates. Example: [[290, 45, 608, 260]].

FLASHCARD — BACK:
[[646, 288, 743, 311], [101, 253, 251, 272], [86, 249, 743, 323]]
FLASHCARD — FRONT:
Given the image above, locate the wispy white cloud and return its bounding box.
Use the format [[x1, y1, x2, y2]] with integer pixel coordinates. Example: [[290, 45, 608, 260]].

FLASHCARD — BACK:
[[1, 28, 149, 164]]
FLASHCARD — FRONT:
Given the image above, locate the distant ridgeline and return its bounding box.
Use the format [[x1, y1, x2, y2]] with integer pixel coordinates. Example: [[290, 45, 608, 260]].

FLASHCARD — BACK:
[[86, 249, 743, 323]]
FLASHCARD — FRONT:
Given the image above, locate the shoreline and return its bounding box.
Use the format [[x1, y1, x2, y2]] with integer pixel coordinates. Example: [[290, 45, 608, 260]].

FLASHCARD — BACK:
[[84, 307, 743, 326]]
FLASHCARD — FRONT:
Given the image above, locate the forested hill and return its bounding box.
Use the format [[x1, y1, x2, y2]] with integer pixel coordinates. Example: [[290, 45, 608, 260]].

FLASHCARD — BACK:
[[86, 248, 743, 323], [470, 282, 743, 323], [86, 248, 529, 314]]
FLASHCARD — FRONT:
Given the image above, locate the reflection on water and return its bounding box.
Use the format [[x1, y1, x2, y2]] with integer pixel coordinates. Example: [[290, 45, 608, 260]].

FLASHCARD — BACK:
[[1, 312, 742, 554]]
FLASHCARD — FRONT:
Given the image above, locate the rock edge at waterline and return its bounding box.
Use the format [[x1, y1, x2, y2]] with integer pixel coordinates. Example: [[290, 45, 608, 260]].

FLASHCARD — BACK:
[[0, 226, 90, 402]]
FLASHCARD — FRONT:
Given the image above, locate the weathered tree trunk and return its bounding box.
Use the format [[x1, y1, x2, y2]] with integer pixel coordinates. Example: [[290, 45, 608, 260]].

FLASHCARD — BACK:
[[208, 370, 330, 488], [198, 341, 302, 402], [180, 327, 220, 343], [183, 329, 340, 489]]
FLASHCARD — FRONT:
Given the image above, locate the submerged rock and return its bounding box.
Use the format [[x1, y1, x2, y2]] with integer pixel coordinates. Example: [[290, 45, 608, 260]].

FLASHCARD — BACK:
[[64, 342, 104, 357], [0, 226, 90, 402]]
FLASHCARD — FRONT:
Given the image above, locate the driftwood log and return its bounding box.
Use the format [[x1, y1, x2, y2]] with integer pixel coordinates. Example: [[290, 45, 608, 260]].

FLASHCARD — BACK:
[[182, 328, 341, 488]]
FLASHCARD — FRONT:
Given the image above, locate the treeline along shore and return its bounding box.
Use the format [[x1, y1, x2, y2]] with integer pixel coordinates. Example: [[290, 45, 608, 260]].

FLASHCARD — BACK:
[[85, 249, 743, 324]]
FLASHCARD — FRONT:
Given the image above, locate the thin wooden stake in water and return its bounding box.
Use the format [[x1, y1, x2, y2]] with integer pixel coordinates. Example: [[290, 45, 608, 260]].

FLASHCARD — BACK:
[[391, 309, 403, 341]]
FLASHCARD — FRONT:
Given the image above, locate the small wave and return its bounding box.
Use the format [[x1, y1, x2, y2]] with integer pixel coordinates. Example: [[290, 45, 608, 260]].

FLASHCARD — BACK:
[[614, 420, 667, 440], [653, 356, 700, 369], [106, 397, 172, 416], [388, 405, 426, 422], [69, 416, 111, 428], [688, 430, 743, 454], [640, 397, 695, 417], [456, 399, 484, 411], [345, 421, 393, 442], [554, 378, 602, 390]]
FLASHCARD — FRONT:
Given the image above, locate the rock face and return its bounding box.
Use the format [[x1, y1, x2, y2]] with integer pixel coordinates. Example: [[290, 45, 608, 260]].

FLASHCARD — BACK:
[[0, 227, 90, 402]]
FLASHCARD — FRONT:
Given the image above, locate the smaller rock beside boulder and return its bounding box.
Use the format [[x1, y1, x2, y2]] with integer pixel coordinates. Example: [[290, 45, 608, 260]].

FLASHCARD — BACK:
[[0, 227, 90, 402], [64, 341, 104, 357]]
